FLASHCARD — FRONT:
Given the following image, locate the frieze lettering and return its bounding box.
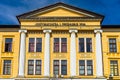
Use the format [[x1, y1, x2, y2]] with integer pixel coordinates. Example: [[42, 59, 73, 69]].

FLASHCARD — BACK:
[[36, 23, 86, 26]]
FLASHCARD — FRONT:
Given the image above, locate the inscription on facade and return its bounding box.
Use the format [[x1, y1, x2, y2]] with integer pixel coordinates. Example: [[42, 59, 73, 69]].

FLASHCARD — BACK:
[[36, 23, 86, 26]]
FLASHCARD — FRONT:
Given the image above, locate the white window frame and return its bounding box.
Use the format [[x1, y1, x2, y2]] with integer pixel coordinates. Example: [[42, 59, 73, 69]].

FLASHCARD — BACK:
[[29, 37, 42, 52], [54, 38, 67, 53], [79, 60, 93, 76], [53, 59, 67, 75], [28, 59, 42, 75], [79, 38, 92, 53]]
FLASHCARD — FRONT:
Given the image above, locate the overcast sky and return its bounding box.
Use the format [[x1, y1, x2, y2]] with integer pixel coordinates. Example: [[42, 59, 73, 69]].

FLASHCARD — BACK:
[[0, 0, 120, 25]]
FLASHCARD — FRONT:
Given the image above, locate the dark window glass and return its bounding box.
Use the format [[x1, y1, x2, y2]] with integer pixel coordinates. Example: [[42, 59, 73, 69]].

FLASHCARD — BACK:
[[36, 38, 42, 52], [79, 60, 85, 75], [79, 38, 84, 52], [54, 38, 59, 52], [61, 38, 67, 52], [3, 60, 11, 75], [53, 60, 59, 75], [28, 60, 34, 75], [35, 60, 41, 75], [61, 60, 67, 75], [110, 60, 119, 76], [86, 38, 92, 52], [87, 60, 93, 75], [5, 38, 12, 52], [29, 38, 35, 52], [109, 38, 117, 52]]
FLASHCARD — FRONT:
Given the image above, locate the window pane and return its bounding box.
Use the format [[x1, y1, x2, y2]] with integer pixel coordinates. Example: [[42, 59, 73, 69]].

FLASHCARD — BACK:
[[86, 38, 92, 52], [61, 38, 67, 52], [28, 60, 34, 75], [87, 60, 93, 75], [35, 60, 41, 75], [61, 60, 67, 75], [54, 38, 59, 52], [29, 38, 35, 52], [5, 38, 12, 52], [109, 38, 117, 52], [79, 60, 85, 75], [36, 38, 42, 52], [79, 38, 84, 52], [3, 60, 11, 75], [53, 60, 59, 75]]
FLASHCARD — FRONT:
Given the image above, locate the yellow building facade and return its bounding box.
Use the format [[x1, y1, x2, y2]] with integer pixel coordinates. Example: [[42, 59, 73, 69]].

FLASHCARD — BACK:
[[0, 2, 120, 80]]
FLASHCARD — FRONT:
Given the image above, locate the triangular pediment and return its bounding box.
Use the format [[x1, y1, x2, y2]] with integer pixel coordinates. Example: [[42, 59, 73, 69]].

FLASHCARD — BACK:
[[17, 2, 103, 19]]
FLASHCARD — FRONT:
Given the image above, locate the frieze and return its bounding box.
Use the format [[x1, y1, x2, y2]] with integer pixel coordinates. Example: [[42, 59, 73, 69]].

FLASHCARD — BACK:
[[36, 22, 86, 27]]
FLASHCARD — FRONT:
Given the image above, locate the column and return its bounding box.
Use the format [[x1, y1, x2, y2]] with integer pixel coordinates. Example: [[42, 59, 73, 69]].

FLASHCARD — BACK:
[[94, 30, 103, 77], [69, 30, 78, 77], [18, 30, 27, 77], [43, 30, 51, 76]]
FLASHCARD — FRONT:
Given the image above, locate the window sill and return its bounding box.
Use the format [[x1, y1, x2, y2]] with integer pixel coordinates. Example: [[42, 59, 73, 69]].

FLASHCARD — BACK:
[[53, 52, 67, 53], [28, 52, 42, 53], [2, 52, 14, 53]]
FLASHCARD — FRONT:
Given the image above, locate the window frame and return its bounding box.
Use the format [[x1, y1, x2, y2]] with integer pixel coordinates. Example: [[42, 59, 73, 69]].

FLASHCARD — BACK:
[[53, 38, 67, 53], [53, 60, 67, 75], [4, 38, 13, 52], [3, 60, 11, 75], [109, 38, 117, 53], [110, 60, 119, 76], [79, 60, 93, 76], [79, 38, 92, 53], [28, 59, 42, 75], [28, 38, 42, 53]]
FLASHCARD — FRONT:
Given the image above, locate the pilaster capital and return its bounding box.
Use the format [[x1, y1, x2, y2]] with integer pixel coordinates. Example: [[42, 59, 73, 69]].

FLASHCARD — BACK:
[[69, 30, 78, 33], [19, 30, 27, 33], [43, 30, 52, 33], [94, 29, 103, 34]]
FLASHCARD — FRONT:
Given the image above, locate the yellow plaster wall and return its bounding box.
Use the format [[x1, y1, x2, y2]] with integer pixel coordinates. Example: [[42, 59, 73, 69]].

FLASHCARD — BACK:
[[0, 32, 20, 78]]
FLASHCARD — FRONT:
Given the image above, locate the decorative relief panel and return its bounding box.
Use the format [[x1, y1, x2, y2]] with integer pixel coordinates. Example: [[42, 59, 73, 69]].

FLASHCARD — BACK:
[[54, 54, 66, 58], [80, 53, 92, 58]]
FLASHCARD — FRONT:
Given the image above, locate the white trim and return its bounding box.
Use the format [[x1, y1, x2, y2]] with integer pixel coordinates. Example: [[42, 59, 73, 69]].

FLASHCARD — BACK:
[[59, 38, 61, 53], [84, 38, 87, 53], [34, 38, 36, 52]]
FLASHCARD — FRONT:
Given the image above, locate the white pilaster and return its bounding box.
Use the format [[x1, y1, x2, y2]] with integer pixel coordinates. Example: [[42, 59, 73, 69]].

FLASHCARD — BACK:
[[69, 30, 78, 77], [94, 30, 103, 77], [18, 30, 27, 77], [43, 30, 51, 76]]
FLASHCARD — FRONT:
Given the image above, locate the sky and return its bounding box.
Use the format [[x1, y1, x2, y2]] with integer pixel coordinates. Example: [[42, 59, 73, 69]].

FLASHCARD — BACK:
[[0, 0, 120, 25]]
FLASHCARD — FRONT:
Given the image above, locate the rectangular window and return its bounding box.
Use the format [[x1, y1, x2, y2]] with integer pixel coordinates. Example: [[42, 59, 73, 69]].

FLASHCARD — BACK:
[[79, 60, 93, 75], [35, 60, 41, 75], [109, 38, 117, 52], [79, 60, 85, 75], [61, 60, 67, 75], [110, 60, 118, 76], [29, 38, 35, 52], [3, 60, 11, 75], [36, 38, 42, 52], [79, 38, 84, 52], [54, 38, 67, 53], [28, 60, 34, 75], [87, 60, 93, 75], [29, 38, 42, 52], [86, 38, 92, 52], [28, 60, 42, 75], [61, 38, 67, 52], [54, 38, 59, 52], [5, 38, 13, 52], [79, 38, 92, 52], [53, 60, 67, 75]]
